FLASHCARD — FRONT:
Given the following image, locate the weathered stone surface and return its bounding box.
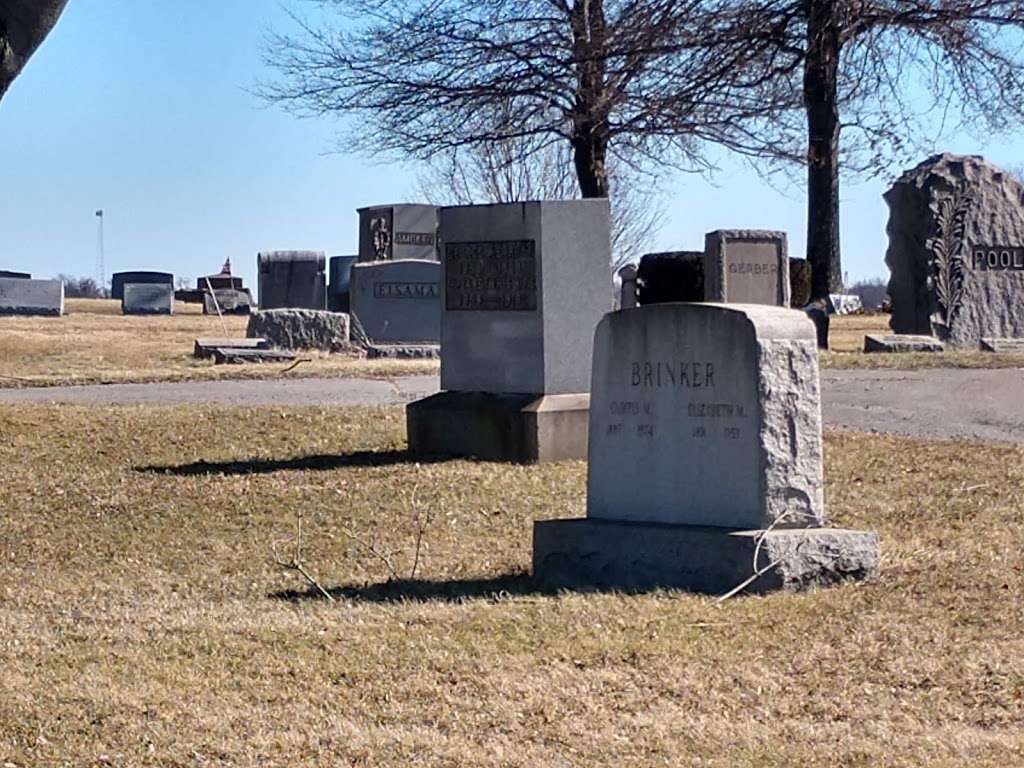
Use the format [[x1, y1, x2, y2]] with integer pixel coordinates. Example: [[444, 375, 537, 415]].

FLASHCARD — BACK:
[[111, 271, 173, 302], [0, 277, 63, 316], [123, 283, 173, 315], [864, 334, 944, 354], [588, 304, 823, 529], [212, 348, 296, 365], [366, 343, 440, 359], [194, 337, 268, 359], [886, 153, 1024, 347], [705, 230, 790, 307], [980, 337, 1024, 353], [534, 520, 880, 594], [789, 258, 811, 308], [203, 289, 253, 315], [257, 251, 327, 310], [246, 309, 351, 352], [350, 259, 441, 343], [636, 251, 704, 304]]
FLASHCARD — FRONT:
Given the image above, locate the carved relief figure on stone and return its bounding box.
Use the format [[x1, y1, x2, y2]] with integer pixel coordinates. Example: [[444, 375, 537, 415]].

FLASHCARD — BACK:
[[926, 185, 972, 340], [370, 215, 392, 260]]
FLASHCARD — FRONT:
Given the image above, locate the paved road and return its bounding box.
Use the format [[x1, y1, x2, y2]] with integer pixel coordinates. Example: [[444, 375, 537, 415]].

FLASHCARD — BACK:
[[2, 368, 1023, 443]]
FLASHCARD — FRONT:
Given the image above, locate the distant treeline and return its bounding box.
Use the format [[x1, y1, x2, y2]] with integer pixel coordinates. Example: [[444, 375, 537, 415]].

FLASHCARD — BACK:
[[57, 275, 109, 299]]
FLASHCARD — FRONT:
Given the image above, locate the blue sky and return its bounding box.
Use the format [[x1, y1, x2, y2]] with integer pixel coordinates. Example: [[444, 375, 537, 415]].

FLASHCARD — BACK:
[[2, 0, 1022, 289]]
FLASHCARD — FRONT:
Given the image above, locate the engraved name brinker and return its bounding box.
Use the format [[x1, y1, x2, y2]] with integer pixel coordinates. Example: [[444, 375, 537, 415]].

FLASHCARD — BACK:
[[973, 247, 1024, 270], [372, 281, 439, 299], [631, 361, 715, 388]]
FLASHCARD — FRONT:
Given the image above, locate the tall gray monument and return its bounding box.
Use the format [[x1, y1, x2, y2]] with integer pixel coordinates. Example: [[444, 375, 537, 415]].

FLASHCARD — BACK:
[[407, 199, 613, 463], [886, 153, 1024, 347], [534, 303, 880, 593]]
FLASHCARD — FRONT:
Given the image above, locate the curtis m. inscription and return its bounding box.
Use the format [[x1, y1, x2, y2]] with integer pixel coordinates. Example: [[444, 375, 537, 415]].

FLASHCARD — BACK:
[[445, 240, 538, 311], [604, 359, 747, 440]]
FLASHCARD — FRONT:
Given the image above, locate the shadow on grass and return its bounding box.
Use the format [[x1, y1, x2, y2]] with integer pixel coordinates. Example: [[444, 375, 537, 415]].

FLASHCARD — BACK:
[[135, 450, 452, 476], [271, 572, 541, 604]]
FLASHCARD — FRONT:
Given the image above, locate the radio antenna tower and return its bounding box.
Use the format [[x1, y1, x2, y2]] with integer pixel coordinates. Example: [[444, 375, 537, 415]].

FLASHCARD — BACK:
[[95, 209, 105, 291]]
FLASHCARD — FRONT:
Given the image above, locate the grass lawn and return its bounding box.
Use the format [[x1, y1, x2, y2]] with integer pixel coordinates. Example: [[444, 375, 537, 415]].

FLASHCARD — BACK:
[[0, 299, 437, 388], [1, 404, 1021, 766]]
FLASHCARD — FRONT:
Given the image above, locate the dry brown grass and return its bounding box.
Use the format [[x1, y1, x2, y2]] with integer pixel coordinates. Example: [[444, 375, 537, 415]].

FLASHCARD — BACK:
[[1, 404, 1022, 766], [0, 299, 437, 388]]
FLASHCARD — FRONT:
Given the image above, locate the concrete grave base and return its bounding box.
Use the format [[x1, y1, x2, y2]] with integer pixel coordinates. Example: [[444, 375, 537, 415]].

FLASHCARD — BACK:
[[407, 391, 589, 463], [194, 338, 269, 359], [533, 518, 880, 594], [980, 337, 1024, 353], [864, 334, 944, 353], [366, 343, 440, 360]]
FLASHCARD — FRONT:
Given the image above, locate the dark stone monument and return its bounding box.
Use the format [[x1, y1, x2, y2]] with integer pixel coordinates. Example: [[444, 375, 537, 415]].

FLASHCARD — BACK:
[[357, 205, 439, 263], [636, 251, 704, 305], [257, 251, 327, 311], [111, 271, 173, 302], [328, 255, 358, 312]]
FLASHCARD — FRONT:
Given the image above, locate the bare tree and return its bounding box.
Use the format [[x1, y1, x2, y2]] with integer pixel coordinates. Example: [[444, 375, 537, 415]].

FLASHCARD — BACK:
[[0, 0, 69, 102], [724, 1, 1024, 302], [262, 0, 796, 201], [413, 134, 666, 269]]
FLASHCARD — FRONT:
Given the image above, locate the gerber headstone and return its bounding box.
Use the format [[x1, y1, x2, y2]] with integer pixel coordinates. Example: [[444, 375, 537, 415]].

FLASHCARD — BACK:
[[705, 231, 789, 307], [111, 271, 173, 302], [358, 205, 439, 263], [0, 278, 64, 316], [257, 251, 327, 311], [886, 153, 1024, 347], [407, 199, 613, 463], [350, 259, 440, 343], [534, 303, 881, 593], [123, 282, 173, 315]]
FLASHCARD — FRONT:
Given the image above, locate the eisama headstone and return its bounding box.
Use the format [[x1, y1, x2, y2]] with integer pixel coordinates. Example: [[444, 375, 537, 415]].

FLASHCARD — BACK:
[[257, 251, 327, 310], [123, 282, 173, 315], [358, 205, 439, 263], [407, 199, 613, 463], [705, 231, 789, 306], [534, 303, 880, 594], [349, 259, 440, 343], [0, 278, 64, 316], [886, 153, 1024, 347]]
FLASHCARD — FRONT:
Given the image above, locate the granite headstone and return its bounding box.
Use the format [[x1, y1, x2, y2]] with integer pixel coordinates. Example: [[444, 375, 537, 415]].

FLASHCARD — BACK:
[[349, 259, 440, 343], [0, 278, 64, 316], [705, 231, 790, 306], [257, 251, 327, 311], [357, 205, 439, 263], [122, 282, 174, 315]]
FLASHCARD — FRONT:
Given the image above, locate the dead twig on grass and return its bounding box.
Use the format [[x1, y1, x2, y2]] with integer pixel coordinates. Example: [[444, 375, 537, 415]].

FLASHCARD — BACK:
[[717, 510, 797, 602], [338, 526, 401, 582], [272, 513, 335, 602], [280, 358, 313, 374]]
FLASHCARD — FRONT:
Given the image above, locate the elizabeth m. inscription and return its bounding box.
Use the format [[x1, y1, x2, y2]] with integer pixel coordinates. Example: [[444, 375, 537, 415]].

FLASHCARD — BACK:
[[445, 240, 538, 311]]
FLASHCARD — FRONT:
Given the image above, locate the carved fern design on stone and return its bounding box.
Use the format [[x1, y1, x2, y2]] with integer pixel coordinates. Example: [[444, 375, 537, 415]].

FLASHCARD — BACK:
[[926, 185, 972, 339]]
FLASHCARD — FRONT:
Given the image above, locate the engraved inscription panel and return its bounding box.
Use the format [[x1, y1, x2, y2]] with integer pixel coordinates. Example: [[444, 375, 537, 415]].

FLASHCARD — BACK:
[[373, 281, 439, 299], [394, 232, 436, 247], [445, 240, 537, 311], [588, 308, 762, 528], [724, 241, 780, 304], [972, 246, 1024, 271]]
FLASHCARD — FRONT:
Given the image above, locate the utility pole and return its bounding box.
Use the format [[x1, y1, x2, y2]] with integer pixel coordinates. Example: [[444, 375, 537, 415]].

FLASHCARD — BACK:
[[95, 209, 105, 293]]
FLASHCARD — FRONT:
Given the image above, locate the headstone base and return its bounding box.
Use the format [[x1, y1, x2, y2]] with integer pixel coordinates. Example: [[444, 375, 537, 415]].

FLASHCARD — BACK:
[[980, 338, 1024, 353], [366, 343, 440, 360], [533, 518, 880, 594], [864, 334, 944, 353], [407, 391, 589, 463]]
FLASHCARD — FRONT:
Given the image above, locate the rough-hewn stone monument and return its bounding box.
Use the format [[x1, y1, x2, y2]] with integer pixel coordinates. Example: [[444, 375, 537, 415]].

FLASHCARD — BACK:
[[534, 303, 880, 593], [247, 308, 351, 352], [886, 153, 1024, 347], [407, 199, 613, 463]]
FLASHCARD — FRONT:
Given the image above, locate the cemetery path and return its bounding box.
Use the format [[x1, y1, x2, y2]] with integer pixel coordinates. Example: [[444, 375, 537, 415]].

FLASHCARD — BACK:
[[1, 368, 1022, 443]]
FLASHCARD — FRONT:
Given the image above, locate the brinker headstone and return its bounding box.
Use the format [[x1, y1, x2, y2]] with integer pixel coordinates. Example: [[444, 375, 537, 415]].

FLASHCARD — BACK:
[[534, 303, 880, 593], [886, 153, 1024, 347], [407, 199, 612, 463]]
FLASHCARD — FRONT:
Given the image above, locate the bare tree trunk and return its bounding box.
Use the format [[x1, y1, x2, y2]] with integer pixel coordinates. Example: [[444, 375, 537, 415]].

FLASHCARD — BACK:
[[803, 0, 842, 300], [0, 0, 69, 102], [570, 0, 611, 199]]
